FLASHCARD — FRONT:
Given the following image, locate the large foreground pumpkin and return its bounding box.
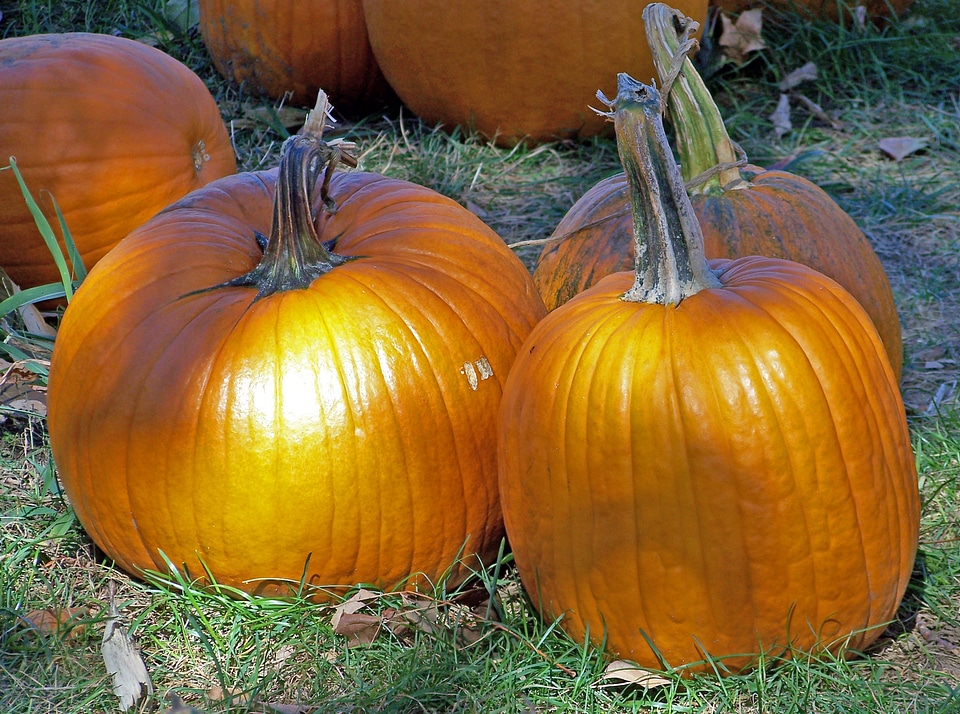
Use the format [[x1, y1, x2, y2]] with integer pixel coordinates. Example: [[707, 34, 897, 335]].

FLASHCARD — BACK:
[[533, 4, 903, 377], [0, 33, 236, 290], [48, 111, 546, 597], [499, 75, 919, 674], [361, 0, 709, 146], [198, 0, 392, 110]]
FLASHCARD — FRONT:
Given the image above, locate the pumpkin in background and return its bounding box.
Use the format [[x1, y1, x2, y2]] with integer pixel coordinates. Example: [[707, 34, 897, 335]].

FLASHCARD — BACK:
[[47, 101, 546, 597], [361, 0, 709, 146], [499, 74, 919, 674], [533, 4, 903, 377], [198, 0, 392, 110], [0, 33, 236, 291]]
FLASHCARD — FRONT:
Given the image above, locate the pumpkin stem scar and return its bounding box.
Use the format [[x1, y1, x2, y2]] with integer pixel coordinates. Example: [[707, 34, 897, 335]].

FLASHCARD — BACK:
[[182, 92, 361, 303], [598, 74, 720, 306]]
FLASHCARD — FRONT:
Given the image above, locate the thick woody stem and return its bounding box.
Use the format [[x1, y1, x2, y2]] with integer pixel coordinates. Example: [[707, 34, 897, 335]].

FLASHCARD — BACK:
[[599, 74, 720, 305]]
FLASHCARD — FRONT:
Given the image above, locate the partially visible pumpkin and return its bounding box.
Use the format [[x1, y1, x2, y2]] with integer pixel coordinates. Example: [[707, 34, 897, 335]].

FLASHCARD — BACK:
[[500, 74, 919, 674], [198, 0, 392, 110], [0, 33, 236, 291], [360, 0, 709, 146], [533, 4, 903, 377], [47, 103, 546, 598]]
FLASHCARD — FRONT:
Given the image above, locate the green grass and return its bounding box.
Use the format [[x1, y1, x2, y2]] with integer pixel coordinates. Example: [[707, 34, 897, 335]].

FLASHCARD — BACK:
[[2, 0, 960, 711]]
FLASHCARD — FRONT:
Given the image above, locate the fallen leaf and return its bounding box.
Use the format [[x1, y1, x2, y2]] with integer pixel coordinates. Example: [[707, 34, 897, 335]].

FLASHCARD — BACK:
[[600, 660, 671, 689], [854, 5, 868, 31], [20, 606, 87, 639], [164, 0, 199, 32], [770, 93, 792, 137], [207, 685, 250, 705], [102, 583, 154, 711], [719, 9, 766, 64], [333, 611, 382, 645], [329, 588, 380, 630], [780, 62, 818, 91], [879, 136, 929, 161], [383, 594, 445, 641]]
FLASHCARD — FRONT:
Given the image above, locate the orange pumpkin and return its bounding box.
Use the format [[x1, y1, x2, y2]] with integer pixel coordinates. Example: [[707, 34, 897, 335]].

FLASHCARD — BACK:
[[499, 74, 919, 674], [198, 0, 392, 109], [0, 33, 236, 291], [361, 0, 710, 146], [48, 117, 546, 597], [533, 4, 903, 377]]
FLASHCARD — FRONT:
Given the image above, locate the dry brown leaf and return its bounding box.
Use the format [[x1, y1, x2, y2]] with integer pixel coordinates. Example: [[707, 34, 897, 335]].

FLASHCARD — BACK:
[[770, 93, 792, 137], [879, 136, 929, 161], [719, 9, 766, 64], [20, 606, 87, 639], [333, 611, 382, 645], [329, 588, 380, 629], [102, 584, 154, 711], [780, 62, 818, 91], [600, 660, 671, 689]]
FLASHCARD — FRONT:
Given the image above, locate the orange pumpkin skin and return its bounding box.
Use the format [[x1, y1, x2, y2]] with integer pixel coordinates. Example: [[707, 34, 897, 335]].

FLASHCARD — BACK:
[[47, 166, 546, 597], [533, 169, 904, 378], [360, 0, 710, 146], [0, 33, 236, 290], [500, 259, 919, 673], [198, 0, 391, 109]]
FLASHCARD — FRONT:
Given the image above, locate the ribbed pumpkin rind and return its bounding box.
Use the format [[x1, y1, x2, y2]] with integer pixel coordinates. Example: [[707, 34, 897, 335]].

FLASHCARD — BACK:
[[533, 170, 904, 377], [501, 257, 919, 672], [0, 32, 236, 290], [48, 169, 546, 597], [361, 0, 709, 145], [198, 0, 391, 108]]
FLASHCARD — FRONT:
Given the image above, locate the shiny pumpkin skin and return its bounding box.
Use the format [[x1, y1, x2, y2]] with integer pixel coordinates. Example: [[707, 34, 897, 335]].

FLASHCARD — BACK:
[[0, 33, 236, 290], [360, 0, 709, 146], [198, 0, 391, 109], [48, 167, 546, 597], [533, 169, 904, 378], [500, 258, 919, 673]]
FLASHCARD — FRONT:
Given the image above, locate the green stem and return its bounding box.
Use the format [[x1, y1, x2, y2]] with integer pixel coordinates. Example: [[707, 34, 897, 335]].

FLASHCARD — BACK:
[[603, 73, 721, 305], [642, 3, 746, 193]]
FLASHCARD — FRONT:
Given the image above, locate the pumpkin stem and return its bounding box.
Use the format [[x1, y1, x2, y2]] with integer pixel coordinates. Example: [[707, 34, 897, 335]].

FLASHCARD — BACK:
[[598, 73, 720, 305], [198, 91, 359, 301], [643, 3, 747, 193]]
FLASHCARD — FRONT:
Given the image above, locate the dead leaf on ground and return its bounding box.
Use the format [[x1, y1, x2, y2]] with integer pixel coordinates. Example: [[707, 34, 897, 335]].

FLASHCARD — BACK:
[[19, 606, 87, 639], [599, 660, 672, 689], [329, 587, 381, 629], [780, 62, 818, 91], [718, 9, 766, 65], [333, 611, 383, 646], [101, 583, 154, 711], [770, 93, 792, 137], [879, 136, 930, 161]]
